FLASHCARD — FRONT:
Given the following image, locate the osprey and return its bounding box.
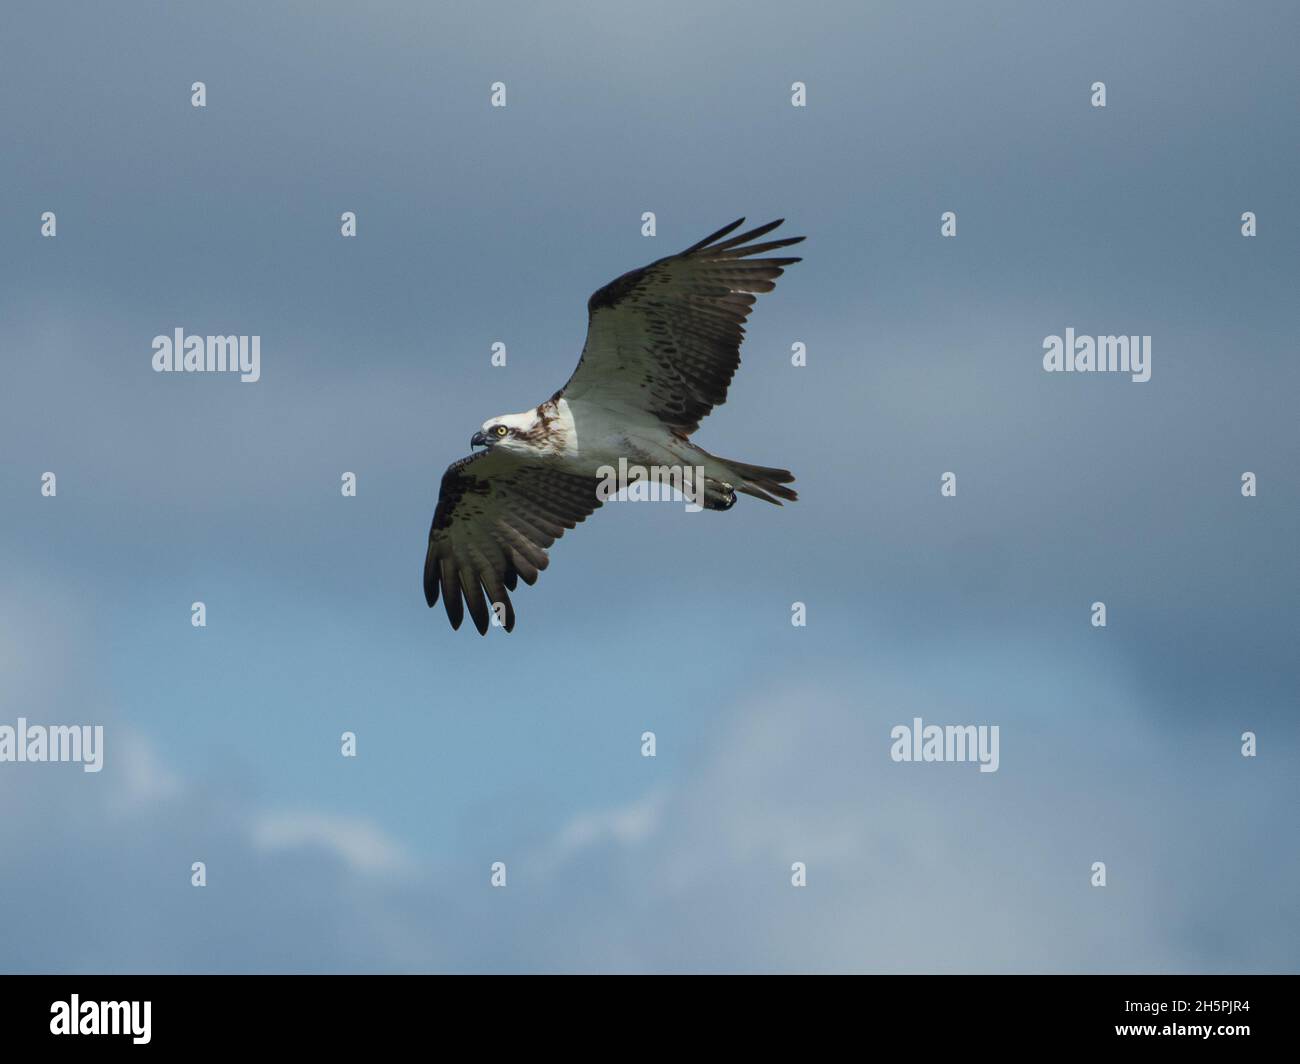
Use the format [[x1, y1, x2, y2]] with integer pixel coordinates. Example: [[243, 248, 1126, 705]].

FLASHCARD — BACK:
[[424, 217, 803, 634]]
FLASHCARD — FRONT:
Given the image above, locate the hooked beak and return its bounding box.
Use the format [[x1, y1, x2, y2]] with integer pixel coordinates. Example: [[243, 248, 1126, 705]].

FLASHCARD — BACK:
[[470, 431, 490, 449]]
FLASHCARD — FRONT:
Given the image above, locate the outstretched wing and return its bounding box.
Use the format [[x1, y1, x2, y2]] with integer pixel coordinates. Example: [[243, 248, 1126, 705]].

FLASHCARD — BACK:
[[423, 449, 604, 634], [560, 218, 804, 434]]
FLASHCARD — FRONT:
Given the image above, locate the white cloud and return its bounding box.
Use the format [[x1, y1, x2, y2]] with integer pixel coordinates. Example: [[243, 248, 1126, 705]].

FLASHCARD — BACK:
[[1, 574, 1295, 973], [250, 810, 412, 875]]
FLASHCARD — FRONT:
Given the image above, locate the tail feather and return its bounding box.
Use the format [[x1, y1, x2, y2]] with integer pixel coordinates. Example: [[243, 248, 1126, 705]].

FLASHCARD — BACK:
[[717, 457, 798, 506]]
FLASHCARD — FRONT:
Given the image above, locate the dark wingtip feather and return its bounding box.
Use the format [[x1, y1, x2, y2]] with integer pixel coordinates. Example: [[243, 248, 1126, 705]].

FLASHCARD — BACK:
[[709, 218, 792, 253], [725, 236, 805, 258], [463, 580, 490, 636], [682, 217, 746, 254], [440, 560, 464, 630]]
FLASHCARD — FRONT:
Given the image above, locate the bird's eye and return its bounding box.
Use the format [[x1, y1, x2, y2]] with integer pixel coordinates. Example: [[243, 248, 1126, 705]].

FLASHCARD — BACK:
[[494, 425, 509, 437]]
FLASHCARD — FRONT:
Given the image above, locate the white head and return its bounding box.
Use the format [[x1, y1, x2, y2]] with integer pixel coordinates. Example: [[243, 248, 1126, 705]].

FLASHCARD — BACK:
[[470, 408, 548, 457]]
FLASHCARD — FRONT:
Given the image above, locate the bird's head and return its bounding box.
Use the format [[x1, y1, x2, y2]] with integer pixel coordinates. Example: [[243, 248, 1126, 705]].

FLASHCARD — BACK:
[[470, 409, 545, 456]]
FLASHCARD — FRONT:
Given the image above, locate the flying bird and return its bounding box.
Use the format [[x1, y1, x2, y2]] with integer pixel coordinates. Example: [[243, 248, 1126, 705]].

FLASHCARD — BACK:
[[424, 217, 803, 634]]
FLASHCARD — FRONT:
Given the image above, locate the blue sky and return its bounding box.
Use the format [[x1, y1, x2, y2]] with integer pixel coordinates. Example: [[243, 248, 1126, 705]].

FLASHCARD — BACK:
[[0, 0, 1297, 972]]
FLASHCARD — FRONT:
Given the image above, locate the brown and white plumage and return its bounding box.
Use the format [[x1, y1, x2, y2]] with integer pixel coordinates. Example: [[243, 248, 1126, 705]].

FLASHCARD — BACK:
[[563, 217, 804, 434], [424, 218, 803, 634], [423, 450, 602, 634]]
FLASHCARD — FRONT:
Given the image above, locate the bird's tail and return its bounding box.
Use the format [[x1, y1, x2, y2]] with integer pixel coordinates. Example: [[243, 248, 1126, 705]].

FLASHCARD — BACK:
[[710, 455, 798, 506]]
